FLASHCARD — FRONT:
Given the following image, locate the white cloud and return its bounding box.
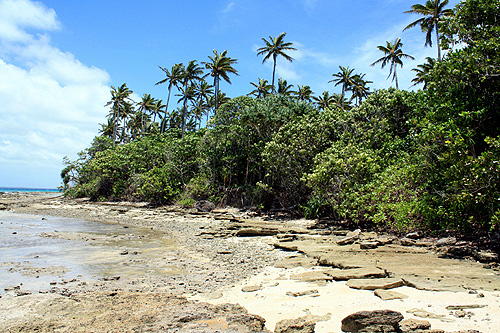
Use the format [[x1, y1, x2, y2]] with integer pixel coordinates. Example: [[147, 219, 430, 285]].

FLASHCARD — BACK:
[[0, 0, 110, 188], [0, 0, 59, 42]]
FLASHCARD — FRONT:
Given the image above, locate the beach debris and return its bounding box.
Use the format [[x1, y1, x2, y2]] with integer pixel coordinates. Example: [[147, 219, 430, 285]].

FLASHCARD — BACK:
[[341, 309, 404, 333]]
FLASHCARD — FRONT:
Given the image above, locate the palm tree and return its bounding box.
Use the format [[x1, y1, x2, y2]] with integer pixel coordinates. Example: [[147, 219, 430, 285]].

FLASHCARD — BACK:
[[277, 78, 294, 96], [257, 32, 297, 92], [294, 85, 314, 102], [313, 91, 335, 110], [194, 80, 214, 125], [180, 61, 203, 136], [411, 57, 436, 89], [105, 83, 133, 146], [329, 66, 356, 110], [151, 99, 165, 123], [249, 78, 273, 98], [203, 49, 238, 110], [331, 93, 351, 110], [156, 63, 183, 113], [350, 74, 372, 106], [371, 38, 415, 90], [136, 94, 156, 133], [403, 0, 453, 61]]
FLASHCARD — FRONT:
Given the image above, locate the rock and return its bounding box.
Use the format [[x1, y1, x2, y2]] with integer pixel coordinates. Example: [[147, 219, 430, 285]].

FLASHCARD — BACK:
[[359, 241, 380, 249], [236, 227, 279, 237], [445, 304, 487, 310], [346, 278, 404, 290], [15, 289, 32, 296], [405, 232, 421, 239], [275, 256, 318, 268], [374, 289, 408, 300], [4, 285, 20, 291], [286, 289, 319, 297], [341, 309, 404, 333], [274, 241, 299, 251], [274, 316, 316, 333], [241, 285, 261, 292], [475, 251, 498, 263], [399, 318, 431, 332], [337, 235, 359, 245], [375, 237, 394, 245], [446, 245, 474, 257], [436, 237, 457, 247], [406, 308, 450, 321], [290, 271, 333, 282], [347, 229, 362, 237], [318, 254, 361, 269], [194, 200, 215, 212], [400, 238, 416, 246], [327, 267, 386, 281]]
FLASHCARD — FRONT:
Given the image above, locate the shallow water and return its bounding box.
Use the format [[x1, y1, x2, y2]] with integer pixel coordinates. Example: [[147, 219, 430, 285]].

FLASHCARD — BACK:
[[0, 211, 178, 293]]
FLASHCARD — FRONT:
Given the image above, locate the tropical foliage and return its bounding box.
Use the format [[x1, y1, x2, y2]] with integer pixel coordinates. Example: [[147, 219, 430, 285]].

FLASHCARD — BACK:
[[62, 0, 499, 238]]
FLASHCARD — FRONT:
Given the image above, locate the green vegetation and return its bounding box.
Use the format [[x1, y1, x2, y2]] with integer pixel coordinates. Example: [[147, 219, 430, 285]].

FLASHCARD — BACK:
[[62, 0, 499, 236]]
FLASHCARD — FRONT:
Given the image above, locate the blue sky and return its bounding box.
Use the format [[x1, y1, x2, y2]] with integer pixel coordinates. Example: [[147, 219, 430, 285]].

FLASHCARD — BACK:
[[0, 0, 460, 188]]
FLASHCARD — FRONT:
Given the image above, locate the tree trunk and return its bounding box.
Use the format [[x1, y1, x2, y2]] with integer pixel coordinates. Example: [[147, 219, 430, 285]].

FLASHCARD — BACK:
[[272, 55, 277, 93], [436, 23, 441, 61]]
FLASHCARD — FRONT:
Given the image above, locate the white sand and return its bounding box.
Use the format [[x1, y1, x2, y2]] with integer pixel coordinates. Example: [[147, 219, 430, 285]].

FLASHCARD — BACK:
[[192, 266, 500, 333]]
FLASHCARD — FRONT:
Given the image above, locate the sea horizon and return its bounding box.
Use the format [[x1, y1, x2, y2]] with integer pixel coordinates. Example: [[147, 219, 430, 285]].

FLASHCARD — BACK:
[[0, 187, 60, 193]]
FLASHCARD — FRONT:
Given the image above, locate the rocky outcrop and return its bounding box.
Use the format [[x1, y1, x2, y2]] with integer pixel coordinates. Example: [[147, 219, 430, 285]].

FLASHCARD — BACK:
[[340, 310, 404, 332], [274, 316, 316, 333]]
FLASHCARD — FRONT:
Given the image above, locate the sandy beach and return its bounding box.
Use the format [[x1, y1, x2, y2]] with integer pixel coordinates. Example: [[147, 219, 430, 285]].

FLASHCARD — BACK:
[[0, 192, 498, 332]]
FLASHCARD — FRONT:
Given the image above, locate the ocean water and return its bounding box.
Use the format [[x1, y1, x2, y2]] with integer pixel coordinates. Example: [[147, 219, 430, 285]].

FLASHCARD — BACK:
[[0, 187, 60, 193]]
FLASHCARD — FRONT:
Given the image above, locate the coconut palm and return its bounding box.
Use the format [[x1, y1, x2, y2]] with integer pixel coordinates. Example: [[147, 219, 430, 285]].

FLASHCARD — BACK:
[[312, 91, 335, 110], [403, 0, 453, 61], [277, 78, 294, 96], [249, 78, 273, 98], [203, 50, 238, 110], [350, 74, 372, 106], [411, 57, 437, 89], [156, 63, 183, 113], [105, 83, 133, 146], [179, 61, 203, 136], [151, 99, 165, 123], [257, 32, 297, 92], [329, 66, 356, 110], [136, 94, 156, 133], [371, 38, 415, 90], [194, 80, 214, 125], [294, 85, 314, 102]]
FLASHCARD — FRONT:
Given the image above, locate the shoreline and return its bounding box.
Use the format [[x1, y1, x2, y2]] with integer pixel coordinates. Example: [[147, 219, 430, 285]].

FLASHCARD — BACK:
[[1, 193, 499, 332]]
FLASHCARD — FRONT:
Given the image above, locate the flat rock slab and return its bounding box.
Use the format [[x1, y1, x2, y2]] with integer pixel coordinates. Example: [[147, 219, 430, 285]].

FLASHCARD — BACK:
[[285, 289, 319, 297], [274, 256, 318, 268], [290, 271, 334, 282], [346, 278, 404, 290], [326, 267, 386, 280], [241, 285, 262, 292], [374, 289, 408, 300], [317, 254, 362, 269]]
